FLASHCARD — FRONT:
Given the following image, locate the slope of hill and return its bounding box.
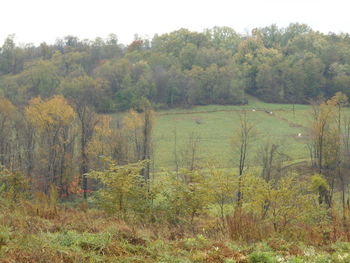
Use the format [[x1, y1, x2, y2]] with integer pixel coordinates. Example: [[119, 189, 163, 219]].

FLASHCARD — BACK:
[[153, 96, 312, 170]]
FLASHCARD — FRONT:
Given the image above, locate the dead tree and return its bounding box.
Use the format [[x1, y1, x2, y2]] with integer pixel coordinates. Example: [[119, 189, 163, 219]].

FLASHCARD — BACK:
[[234, 111, 256, 208]]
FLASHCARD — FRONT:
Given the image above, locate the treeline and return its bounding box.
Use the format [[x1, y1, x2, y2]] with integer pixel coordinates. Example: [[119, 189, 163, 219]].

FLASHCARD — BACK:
[[2, 24, 350, 111]]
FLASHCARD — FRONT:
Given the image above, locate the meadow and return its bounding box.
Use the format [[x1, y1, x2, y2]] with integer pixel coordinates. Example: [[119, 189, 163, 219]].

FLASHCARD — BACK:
[[153, 96, 313, 171]]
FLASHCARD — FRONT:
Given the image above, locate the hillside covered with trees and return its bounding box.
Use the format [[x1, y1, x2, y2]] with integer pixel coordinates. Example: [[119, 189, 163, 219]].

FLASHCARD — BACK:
[[2, 23, 350, 111]]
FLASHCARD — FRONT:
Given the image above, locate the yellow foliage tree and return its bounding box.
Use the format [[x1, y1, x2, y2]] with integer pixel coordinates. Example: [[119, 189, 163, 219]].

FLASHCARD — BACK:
[[25, 95, 75, 132], [0, 97, 18, 169], [243, 173, 328, 236], [87, 115, 113, 158], [309, 93, 348, 207], [208, 165, 236, 225], [25, 95, 76, 193]]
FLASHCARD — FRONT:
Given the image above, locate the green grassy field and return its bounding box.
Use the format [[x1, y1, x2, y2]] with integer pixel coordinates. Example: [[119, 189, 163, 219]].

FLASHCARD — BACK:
[[153, 96, 313, 170]]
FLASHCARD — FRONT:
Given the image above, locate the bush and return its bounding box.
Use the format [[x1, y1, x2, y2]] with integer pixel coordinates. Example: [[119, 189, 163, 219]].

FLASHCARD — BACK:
[[182, 234, 209, 250], [50, 230, 111, 253], [287, 256, 305, 263], [0, 225, 11, 247], [249, 251, 278, 263]]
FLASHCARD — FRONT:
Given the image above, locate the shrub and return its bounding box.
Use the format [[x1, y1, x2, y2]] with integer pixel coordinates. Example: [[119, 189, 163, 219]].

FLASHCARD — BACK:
[[182, 234, 209, 250], [249, 251, 278, 263], [0, 225, 11, 247]]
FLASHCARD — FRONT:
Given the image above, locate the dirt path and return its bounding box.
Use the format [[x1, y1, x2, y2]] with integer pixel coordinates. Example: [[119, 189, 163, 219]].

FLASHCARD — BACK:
[[158, 108, 246, 116], [159, 107, 295, 116], [267, 111, 308, 130]]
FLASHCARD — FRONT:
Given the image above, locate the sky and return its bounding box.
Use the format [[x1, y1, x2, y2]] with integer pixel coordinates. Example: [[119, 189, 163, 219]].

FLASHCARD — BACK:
[[1, 0, 350, 46]]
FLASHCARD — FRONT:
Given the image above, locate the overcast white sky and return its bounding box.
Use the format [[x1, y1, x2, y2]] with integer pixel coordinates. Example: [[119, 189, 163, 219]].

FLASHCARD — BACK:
[[1, 0, 350, 46]]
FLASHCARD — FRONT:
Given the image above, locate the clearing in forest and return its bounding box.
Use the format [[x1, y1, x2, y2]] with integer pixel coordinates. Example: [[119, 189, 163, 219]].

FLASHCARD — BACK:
[[153, 96, 313, 170]]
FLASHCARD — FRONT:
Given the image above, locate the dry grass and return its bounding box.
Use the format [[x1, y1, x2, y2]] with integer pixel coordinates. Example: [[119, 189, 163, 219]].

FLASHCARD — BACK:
[[0, 201, 349, 262]]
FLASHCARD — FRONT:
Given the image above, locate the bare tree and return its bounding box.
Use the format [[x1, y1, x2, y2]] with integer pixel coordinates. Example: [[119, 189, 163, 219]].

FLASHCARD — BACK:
[[173, 126, 179, 175], [308, 94, 347, 208], [233, 111, 256, 207], [309, 97, 335, 175], [60, 75, 100, 200], [141, 105, 154, 182], [180, 132, 201, 171], [334, 92, 348, 219], [78, 106, 98, 199], [342, 116, 350, 213], [258, 142, 289, 183]]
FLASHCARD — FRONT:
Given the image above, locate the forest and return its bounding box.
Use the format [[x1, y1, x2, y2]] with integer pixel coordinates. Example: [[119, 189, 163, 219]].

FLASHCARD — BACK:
[[1, 24, 350, 262], [2, 23, 350, 111]]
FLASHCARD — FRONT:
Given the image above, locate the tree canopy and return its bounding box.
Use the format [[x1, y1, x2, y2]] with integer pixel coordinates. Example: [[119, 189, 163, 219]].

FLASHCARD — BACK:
[[2, 24, 350, 111]]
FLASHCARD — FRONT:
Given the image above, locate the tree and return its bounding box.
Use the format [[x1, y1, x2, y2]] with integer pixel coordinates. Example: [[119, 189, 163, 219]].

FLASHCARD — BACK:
[[60, 75, 100, 199], [21, 59, 60, 99], [179, 132, 202, 171], [0, 166, 28, 202], [0, 97, 17, 169], [255, 48, 284, 102], [235, 35, 264, 96], [194, 47, 232, 68], [243, 173, 326, 234], [333, 92, 348, 218], [123, 109, 144, 162], [258, 142, 289, 182], [254, 24, 283, 49], [88, 157, 146, 218], [140, 104, 154, 181], [179, 43, 197, 70], [302, 54, 326, 98], [309, 97, 336, 175], [310, 174, 330, 206], [162, 169, 211, 226], [205, 26, 241, 54], [232, 111, 257, 207], [208, 165, 236, 227], [0, 35, 24, 75], [309, 94, 347, 207], [25, 95, 76, 193], [152, 28, 209, 57]]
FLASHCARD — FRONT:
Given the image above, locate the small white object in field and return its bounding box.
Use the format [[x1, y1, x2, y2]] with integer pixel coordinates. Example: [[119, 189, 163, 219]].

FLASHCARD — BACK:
[[252, 109, 256, 112], [269, 111, 273, 114], [298, 133, 302, 137]]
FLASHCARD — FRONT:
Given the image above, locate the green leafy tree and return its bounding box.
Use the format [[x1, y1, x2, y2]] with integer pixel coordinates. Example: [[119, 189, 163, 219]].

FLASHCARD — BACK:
[[205, 26, 241, 54], [243, 173, 328, 234], [207, 165, 236, 225], [161, 169, 211, 226], [88, 158, 148, 218]]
